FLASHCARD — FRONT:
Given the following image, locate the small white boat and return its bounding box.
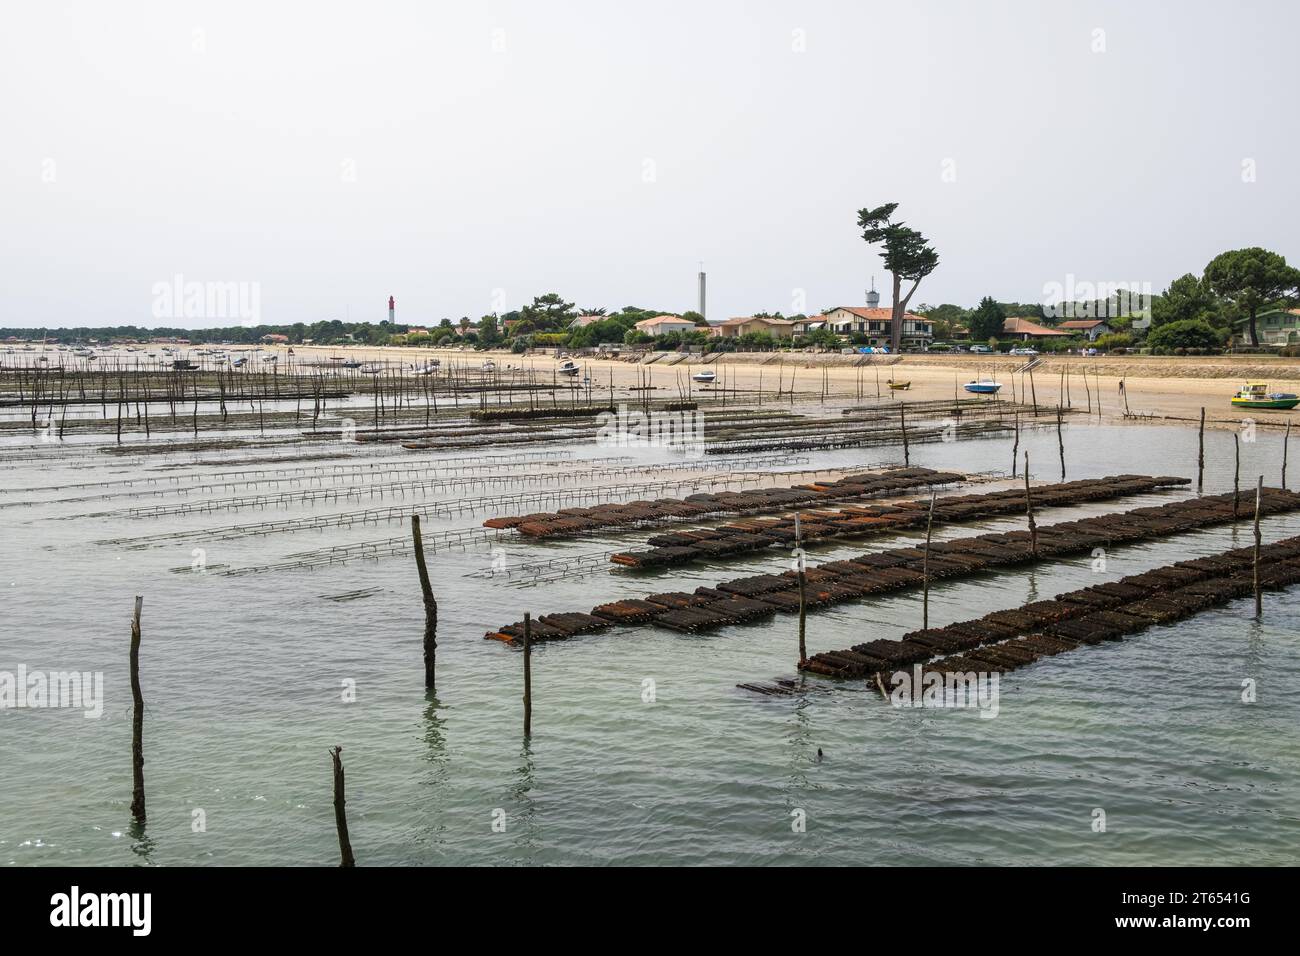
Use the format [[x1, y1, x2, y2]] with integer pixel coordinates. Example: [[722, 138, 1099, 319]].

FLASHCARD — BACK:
[[963, 379, 1003, 394], [558, 360, 580, 376], [482, 360, 496, 372], [692, 369, 717, 384]]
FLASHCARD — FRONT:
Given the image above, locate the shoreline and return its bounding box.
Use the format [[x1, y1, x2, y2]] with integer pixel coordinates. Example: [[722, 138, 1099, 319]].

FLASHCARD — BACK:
[[285, 344, 1300, 431]]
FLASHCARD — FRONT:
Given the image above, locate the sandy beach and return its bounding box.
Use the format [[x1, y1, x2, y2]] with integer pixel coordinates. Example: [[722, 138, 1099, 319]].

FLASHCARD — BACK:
[[286, 344, 1300, 431]]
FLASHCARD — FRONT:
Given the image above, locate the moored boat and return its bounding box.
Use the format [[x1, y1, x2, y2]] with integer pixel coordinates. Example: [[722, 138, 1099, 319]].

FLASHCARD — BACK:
[[1231, 382, 1299, 410], [558, 360, 580, 376], [887, 380, 910, 391], [691, 368, 717, 384], [964, 379, 1003, 394]]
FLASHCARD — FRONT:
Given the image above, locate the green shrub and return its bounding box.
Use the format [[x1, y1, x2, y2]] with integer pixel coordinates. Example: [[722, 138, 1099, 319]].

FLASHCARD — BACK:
[[1094, 332, 1134, 351], [1147, 319, 1222, 352]]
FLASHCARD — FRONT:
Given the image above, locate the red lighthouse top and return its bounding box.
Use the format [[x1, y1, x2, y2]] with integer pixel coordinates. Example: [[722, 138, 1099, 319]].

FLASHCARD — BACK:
[[388, 296, 395, 309]]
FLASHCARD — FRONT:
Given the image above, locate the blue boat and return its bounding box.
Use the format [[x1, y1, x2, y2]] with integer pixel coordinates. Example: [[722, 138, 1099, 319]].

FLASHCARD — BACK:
[[963, 379, 1002, 394]]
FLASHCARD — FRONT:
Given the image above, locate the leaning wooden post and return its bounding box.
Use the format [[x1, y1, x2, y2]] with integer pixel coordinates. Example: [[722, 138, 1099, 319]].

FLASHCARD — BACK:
[[129, 596, 145, 824], [522, 612, 533, 737], [1233, 433, 1241, 518], [1253, 476, 1263, 618], [1024, 452, 1037, 559], [796, 513, 807, 664], [410, 514, 437, 688], [1253, 478, 1263, 621], [899, 403, 909, 467], [1011, 409, 1020, 478], [330, 746, 356, 867], [1056, 406, 1065, 481], [922, 492, 936, 631], [1197, 407, 1206, 493], [1283, 421, 1291, 490]]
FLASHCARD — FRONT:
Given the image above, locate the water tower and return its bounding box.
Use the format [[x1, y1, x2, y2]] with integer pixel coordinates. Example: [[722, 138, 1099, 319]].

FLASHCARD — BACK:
[[866, 277, 880, 310]]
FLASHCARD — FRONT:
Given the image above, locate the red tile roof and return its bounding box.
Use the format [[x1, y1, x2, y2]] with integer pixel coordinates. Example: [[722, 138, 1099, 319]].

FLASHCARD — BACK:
[[829, 307, 926, 322], [1003, 317, 1069, 336]]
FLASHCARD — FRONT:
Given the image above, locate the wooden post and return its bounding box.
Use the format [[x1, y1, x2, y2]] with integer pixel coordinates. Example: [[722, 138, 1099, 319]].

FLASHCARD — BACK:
[[922, 492, 935, 631], [523, 612, 533, 737], [1233, 433, 1240, 519], [1283, 421, 1291, 490], [900, 403, 909, 466], [1012, 409, 1020, 478], [411, 514, 438, 688], [1253, 476, 1263, 618], [330, 746, 356, 867], [1028, 366, 1037, 413], [1056, 406, 1065, 481], [129, 596, 145, 824], [796, 513, 807, 664], [1024, 452, 1037, 559], [1197, 407, 1205, 493]]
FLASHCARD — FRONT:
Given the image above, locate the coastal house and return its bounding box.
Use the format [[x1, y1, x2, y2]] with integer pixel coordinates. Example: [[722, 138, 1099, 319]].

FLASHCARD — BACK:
[[568, 314, 607, 329], [1057, 319, 1112, 341], [820, 307, 934, 348], [1002, 317, 1070, 341], [715, 316, 797, 338], [789, 317, 828, 335], [260, 333, 289, 344], [634, 315, 698, 336], [1234, 308, 1300, 346]]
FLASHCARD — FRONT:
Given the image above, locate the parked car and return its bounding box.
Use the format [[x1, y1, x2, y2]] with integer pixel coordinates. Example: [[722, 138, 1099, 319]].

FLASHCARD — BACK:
[[969, 344, 992, 353], [1009, 347, 1039, 356]]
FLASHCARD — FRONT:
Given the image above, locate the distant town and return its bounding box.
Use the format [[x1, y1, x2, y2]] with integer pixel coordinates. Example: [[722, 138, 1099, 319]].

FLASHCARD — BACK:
[[7, 281, 1299, 357]]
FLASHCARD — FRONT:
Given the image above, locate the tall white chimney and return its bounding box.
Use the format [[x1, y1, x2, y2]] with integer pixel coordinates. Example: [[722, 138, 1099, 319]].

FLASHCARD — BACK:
[[698, 268, 707, 320]]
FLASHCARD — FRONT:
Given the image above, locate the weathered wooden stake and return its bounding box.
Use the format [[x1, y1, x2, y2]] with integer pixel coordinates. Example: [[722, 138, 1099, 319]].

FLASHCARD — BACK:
[[796, 513, 807, 664], [129, 595, 145, 824], [411, 514, 438, 688], [1024, 452, 1037, 558], [1233, 432, 1241, 518], [1254, 476, 1263, 618], [523, 612, 533, 737], [330, 746, 356, 867], [922, 492, 936, 631], [1283, 421, 1291, 490], [1056, 406, 1065, 481], [1197, 407, 1205, 493], [900, 403, 909, 466], [1011, 410, 1020, 478]]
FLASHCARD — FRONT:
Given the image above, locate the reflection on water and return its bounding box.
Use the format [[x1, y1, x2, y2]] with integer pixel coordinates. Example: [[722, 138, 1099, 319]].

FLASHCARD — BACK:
[[2, 423, 1299, 865]]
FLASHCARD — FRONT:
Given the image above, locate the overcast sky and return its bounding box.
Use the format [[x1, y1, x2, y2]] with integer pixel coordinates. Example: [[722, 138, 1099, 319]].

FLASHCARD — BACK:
[[2, 0, 1296, 329]]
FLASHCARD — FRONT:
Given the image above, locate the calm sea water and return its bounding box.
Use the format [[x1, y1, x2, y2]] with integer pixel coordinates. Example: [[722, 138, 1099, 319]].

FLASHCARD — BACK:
[[2, 417, 1298, 866]]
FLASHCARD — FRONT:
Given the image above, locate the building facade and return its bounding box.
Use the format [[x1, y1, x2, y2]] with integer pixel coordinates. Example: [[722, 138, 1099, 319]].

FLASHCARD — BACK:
[[819, 307, 933, 348]]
